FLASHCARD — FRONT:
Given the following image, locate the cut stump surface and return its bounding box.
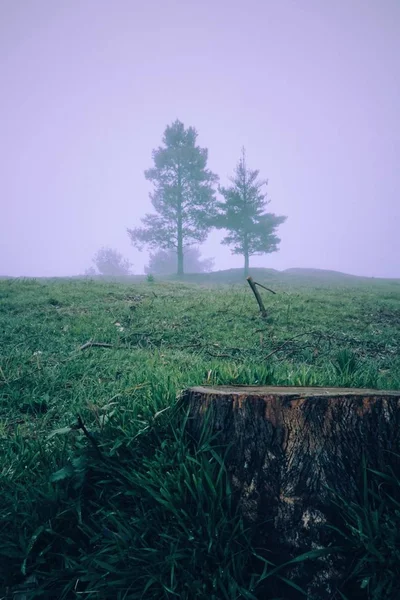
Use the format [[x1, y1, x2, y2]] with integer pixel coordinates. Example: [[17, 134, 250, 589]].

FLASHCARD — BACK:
[[182, 386, 400, 596]]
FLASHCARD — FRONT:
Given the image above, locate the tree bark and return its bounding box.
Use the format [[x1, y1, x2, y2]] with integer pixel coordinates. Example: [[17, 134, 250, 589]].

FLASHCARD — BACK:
[[244, 252, 249, 277], [177, 209, 184, 277], [177, 240, 184, 277], [176, 167, 184, 277], [182, 385, 400, 596]]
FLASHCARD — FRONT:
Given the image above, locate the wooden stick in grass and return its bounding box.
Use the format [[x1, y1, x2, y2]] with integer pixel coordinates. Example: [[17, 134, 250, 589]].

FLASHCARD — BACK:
[[246, 276, 268, 317], [253, 281, 276, 295]]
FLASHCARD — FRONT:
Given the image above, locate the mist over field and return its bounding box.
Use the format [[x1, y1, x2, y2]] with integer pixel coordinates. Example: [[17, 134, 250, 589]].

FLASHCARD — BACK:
[[2, 4, 400, 596], [1, 0, 399, 279]]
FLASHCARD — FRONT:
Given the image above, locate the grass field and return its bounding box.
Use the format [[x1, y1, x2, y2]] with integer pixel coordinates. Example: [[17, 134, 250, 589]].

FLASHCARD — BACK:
[[1, 272, 400, 599]]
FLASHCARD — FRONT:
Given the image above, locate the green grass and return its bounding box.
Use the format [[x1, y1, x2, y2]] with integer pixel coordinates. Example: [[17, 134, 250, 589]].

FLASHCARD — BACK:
[[0, 275, 400, 598]]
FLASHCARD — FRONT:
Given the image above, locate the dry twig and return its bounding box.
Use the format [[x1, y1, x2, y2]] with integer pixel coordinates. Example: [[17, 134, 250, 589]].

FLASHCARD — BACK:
[[264, 330, 318, 360], [253, 281, 276, 294], [79, 340, 114, 351]]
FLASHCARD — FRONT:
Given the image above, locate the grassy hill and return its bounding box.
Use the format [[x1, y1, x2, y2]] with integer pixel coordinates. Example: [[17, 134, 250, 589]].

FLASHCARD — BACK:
[[0, 276, 400, 597], [2, 266, 399, 286], [170, 267, 400, 285], [283, 267, 363, 278]]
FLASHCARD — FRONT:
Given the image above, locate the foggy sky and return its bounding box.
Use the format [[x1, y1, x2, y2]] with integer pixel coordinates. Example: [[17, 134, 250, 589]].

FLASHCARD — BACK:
[[1, 0, 399, 278]]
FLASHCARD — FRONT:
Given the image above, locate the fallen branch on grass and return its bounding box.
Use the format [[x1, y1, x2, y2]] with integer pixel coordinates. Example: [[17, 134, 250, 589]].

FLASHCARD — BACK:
[[6, 418, 25, 428], [206, 350, 234, 358], [79, 340, 114, 351], [264, 330, 320, 360]]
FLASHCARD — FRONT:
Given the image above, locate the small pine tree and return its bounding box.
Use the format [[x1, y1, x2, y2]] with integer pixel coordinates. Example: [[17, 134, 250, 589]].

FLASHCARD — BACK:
[[215, 148, 287, 275]]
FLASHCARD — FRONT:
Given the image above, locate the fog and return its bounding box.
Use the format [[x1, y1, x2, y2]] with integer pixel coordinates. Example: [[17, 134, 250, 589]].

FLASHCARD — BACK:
[[1, 0, 399, 278]]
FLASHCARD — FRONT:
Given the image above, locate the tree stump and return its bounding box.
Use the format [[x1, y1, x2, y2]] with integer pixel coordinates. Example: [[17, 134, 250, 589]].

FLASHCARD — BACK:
[[182, 386, 400, 596]]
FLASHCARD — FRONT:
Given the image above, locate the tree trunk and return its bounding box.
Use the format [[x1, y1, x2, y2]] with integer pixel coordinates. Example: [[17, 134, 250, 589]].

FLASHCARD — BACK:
[[177, 242, 184, 277], [177, 212, 184, 277], [244, 251, 249, 277], [176, 168, 184, 277], [182, 385, 400, 597]]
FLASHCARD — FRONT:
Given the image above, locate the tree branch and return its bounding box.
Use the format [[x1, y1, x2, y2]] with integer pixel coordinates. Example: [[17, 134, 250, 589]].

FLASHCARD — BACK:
[[79, 340, 114, 351], [253, 281, 276, 294]]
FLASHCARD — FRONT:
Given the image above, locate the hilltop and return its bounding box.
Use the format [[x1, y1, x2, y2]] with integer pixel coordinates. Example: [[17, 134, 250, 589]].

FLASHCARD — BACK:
[[1, 267, 399, 285], [163, 267, 399, 285]]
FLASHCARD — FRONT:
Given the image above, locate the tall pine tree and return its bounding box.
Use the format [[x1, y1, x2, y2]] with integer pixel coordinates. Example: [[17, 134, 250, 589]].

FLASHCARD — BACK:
[[128, 120, 218, 276], [215, 148, 287, 275]]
